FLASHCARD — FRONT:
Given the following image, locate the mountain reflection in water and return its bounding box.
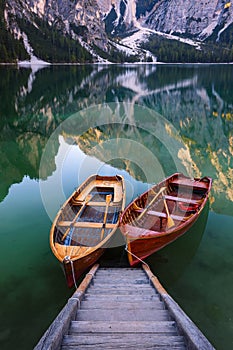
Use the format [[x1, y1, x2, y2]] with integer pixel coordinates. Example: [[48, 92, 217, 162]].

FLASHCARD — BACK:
[[0, 64, 232, 214], [0, 64, 232, 350]]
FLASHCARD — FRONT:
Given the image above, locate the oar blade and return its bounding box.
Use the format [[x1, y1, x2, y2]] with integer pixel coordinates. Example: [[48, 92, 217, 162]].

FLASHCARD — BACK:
[[106, 194, 112, 204], [132, 202, 142, 211], [166, 215, 175, 228]]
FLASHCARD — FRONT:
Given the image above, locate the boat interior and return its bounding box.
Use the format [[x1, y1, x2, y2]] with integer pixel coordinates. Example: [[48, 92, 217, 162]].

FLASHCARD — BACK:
[[54, 180, 124, 248], [122, 177, 210, 233]]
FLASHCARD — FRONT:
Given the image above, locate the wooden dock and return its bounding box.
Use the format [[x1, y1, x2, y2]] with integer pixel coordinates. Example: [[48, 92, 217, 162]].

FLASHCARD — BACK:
[[34, 264, 215, 350]]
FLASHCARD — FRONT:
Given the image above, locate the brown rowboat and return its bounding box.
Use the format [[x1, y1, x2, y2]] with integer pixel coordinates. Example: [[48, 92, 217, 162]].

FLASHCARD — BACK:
[[120, 173, 212, 266], [50, 174, 125, 287]]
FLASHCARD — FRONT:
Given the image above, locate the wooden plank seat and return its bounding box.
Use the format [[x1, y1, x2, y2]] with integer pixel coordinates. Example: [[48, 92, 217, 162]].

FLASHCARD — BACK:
[[134, 209, 189, 222], [57, 221, 116, 229], [164, 195, 201, 205], [72, 200, 120, 207], [170, 178, 208, 190], [87, 201, 122, 207]]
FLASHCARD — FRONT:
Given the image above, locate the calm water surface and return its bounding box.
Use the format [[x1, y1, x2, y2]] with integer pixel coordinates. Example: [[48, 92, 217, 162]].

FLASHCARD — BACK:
[[0, 64, 232, 349]]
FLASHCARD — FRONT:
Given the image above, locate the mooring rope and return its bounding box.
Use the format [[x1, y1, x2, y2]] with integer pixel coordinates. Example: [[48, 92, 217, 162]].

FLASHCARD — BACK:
[[70, 259, 78, 289], [125, 244, 150, 270], [125, 244, 159, 286]]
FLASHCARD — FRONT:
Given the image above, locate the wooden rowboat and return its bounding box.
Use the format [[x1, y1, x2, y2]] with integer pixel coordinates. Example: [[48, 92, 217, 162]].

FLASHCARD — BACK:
[[120, 173, 212, 266], [50, 174, 125, 288]]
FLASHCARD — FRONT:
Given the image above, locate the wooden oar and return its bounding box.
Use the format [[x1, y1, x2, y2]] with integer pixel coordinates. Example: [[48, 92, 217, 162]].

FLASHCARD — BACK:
[[163, 196, 175, 228], [136, 186, 166, 221], [100, 194, 112, 240], [132, 202, 142, 211], [61, 194, 92, 242]]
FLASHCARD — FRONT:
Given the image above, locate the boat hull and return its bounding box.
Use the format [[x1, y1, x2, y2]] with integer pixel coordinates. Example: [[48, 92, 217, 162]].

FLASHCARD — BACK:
[[62, 248, 105, 288], [126, 212, 200, 266], [50, 174, 125, 288], [120, 172, 212, 266]]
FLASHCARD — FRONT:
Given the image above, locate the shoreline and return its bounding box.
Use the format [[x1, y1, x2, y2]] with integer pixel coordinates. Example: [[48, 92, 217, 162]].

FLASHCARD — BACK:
[[1, 61, 233, 67]]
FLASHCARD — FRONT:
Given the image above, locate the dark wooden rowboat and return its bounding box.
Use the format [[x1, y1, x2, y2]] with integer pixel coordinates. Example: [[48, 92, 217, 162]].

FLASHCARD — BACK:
[[50, 174, 125, 288], [120, 173, 212, 266]]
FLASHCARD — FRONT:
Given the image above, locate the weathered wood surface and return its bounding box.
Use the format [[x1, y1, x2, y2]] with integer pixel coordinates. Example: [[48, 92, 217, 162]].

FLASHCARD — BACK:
[[143, 264, 215, 350], [60, 266, 186, 349], [34, 264, 215, 350], [69, 320, 176, 333], [34, 264, 99, 350], [62, 334, 186, 348]]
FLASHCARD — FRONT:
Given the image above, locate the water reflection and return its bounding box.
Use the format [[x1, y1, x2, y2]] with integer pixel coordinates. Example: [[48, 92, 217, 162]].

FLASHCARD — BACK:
[[0, 64, 233, 350], [147, 202, 210, 286], [0, 65, 232, 215]]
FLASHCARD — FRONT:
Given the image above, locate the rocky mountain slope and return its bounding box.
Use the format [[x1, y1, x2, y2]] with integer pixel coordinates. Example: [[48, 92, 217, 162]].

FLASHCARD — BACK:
[[1, 0, 233, 63]]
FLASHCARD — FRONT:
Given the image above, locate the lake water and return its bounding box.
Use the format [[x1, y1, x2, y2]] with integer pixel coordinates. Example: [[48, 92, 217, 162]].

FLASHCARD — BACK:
[[0, 64, 232, 349]]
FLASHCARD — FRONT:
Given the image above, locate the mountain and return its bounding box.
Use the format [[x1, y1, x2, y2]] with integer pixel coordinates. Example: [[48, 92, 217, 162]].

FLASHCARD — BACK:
[[145, 0, 233, 40], [1, 0, 233, 63]]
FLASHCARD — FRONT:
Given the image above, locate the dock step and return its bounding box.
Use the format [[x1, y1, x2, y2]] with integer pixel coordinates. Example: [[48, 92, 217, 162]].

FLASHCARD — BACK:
[[80, 300, 165, 309], [61, 334, 186, 349], [69, 320, 177, 334], [61, 267, 186, 349], [76, 309, 170, 321], [84, 294, 160, 302], [34, 264, 215, 350]]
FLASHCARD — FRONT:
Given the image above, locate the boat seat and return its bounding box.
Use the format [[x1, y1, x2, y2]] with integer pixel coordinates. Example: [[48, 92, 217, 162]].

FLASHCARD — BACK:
[[72, 200, 120, 207], [86, 201, 121, 207], [171, 179, 208, 190], [57, 221, 116, 229], [164, 195, 201, 205], [134, 209, 189, 222]]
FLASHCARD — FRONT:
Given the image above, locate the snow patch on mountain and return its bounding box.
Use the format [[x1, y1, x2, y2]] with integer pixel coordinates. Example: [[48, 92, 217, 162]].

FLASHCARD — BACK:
[[18, 32, 50, 67], [120, 21, 202, 57], [3, 0, 233, 64]]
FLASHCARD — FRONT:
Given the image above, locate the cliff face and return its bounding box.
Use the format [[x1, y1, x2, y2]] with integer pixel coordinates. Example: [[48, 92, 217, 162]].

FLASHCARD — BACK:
[[145, 0, 233, 40], [2, 0, 233, 63], [6, 0, 108, 46], [99, 0, 233, 39]]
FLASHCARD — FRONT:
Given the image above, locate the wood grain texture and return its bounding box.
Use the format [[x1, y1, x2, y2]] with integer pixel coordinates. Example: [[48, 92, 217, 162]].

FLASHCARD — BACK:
[[35, 266, 215, 350], [50, 175, 125, 288], [120, 172, 212, 267]]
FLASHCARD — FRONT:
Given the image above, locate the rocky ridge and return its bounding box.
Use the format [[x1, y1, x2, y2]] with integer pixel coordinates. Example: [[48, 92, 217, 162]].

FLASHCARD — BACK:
[[2, 0, 233, 63]]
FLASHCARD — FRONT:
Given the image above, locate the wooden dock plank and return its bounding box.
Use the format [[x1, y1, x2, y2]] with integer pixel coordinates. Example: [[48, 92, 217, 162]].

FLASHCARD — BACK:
[[76, 309, 170, 321], [34, 264, 215, 350], [96, 270, 147, 273], [62, 346, 186, 350], [87, 285, 153, 291], [62, 334, 185, 346], [69, 321, 177, 334], [84, 294, 160, 302], [84, 289, 154, 294], [80, 301, 165, 310], [92, 276, 149, 282], [92, 281, 150, 286]]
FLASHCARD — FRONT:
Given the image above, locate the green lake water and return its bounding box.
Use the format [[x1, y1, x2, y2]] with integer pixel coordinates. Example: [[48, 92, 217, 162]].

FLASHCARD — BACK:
[[0, 64, 232, 349]]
